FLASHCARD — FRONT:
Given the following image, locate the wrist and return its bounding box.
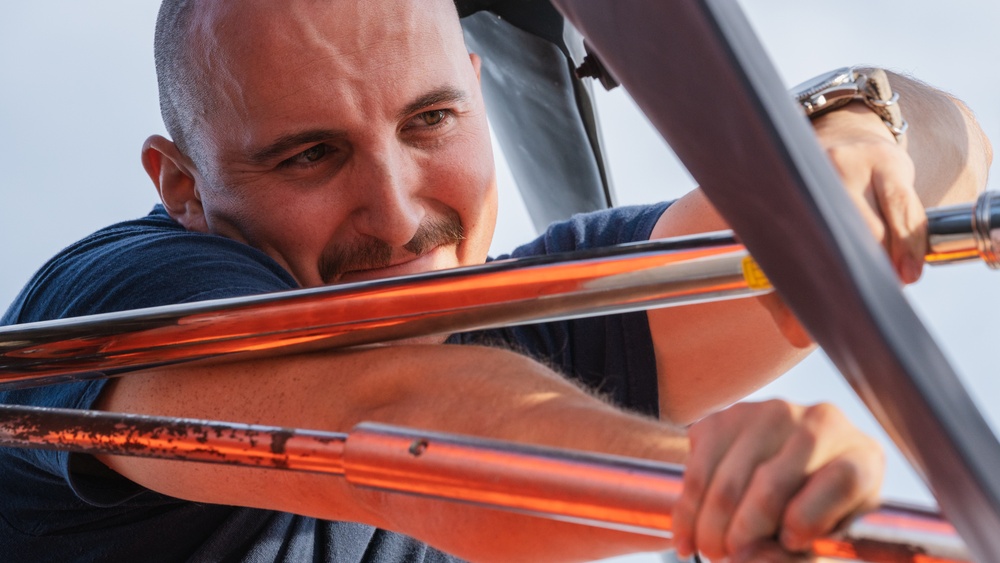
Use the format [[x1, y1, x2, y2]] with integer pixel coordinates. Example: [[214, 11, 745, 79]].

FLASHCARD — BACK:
[[793, 67, 907, 144], [812, 101, 906, 151]]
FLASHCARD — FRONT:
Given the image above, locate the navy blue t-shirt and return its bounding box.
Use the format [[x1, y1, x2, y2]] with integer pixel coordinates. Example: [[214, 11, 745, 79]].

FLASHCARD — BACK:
[[0, 202, 667, 562]]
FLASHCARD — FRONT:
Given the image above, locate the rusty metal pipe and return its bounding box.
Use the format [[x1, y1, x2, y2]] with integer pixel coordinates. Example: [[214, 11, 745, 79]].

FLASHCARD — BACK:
[[0, 404, 971, 562], [0, 194, 995, 389], [0, 403, 348, 474]]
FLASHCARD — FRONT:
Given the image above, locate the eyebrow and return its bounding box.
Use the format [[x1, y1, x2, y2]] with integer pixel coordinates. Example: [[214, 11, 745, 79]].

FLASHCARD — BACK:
[[395, 86, 470, 121], [245, 87, 469, 165], [247, 129, 346, 165]]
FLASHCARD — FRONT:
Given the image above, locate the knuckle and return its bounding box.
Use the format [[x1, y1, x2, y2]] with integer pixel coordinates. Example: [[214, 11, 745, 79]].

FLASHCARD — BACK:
[[783, 509, 826, 541], [687, 419, 712, 443], [803, 402, 844, 429], [720, 402, 750, 424], [793, 422, 821, 453], [866, 140, 898, 160], [761, 399, 799, 427], [682, 471, 706, 500], [824, 458, 865, 499], [705, 476, 743, 515], [753, 461, 798, 504], [824, 144, 855, 165]]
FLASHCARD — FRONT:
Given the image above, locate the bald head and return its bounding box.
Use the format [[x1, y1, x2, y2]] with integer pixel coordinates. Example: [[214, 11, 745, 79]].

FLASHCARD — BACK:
[[153, 0, 199, 158], [153, 0, 465, 167]]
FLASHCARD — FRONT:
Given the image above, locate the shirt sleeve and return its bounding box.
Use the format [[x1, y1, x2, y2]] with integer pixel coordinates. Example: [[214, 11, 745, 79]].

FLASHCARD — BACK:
[[0, 206, 299, 509]]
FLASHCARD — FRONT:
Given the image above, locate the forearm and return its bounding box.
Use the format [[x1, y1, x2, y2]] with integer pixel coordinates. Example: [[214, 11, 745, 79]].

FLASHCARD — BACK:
[[815, 69, 992, 206], [647, 70, 993, 425], [95, 345, 682, 561]]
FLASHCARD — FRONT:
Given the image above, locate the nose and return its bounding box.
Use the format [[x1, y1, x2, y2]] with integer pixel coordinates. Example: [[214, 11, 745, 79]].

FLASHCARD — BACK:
[[350, 146, 424, 248]]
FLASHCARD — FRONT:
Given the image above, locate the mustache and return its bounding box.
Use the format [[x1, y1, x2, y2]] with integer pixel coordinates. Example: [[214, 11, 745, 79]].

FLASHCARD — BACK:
[[319, 211, 465, 283]]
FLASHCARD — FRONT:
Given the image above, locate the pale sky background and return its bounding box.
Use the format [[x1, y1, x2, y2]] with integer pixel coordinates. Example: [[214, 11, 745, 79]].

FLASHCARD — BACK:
[[1, 2, 998, 561]]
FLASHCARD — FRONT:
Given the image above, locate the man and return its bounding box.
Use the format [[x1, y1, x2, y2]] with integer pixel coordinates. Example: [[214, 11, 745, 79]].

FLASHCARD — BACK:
[[0, 1, 990, 562]]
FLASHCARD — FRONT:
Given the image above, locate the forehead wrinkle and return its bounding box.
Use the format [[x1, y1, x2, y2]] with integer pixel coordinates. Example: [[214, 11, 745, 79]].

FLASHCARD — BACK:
[[190, 0, 471, 160]]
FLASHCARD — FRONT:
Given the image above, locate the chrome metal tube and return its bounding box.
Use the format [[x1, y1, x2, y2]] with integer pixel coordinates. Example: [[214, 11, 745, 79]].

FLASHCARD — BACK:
[[347, 423, 970, 562], [926, 190, 1000, 267], [0, 194, 995, 388], [0, 404, 971, 562], [0, 234, 761, 387]]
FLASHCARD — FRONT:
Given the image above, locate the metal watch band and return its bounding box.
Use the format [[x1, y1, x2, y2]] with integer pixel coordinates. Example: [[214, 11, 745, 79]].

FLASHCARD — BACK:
[[793, 67, 909, 143], [860, 68, 908, 139]]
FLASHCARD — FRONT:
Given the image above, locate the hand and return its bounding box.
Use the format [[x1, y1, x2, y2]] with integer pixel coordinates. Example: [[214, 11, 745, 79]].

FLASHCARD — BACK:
[[760, 103, 926, 349], [671, 400, 884, 560], [812, 103, 927, 284]]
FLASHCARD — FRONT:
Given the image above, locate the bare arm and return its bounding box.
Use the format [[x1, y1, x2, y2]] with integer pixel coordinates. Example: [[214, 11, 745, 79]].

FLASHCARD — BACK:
[[96, 344, 879, 562], [648, 70, 993, 425], [97, 345, 680, 562]]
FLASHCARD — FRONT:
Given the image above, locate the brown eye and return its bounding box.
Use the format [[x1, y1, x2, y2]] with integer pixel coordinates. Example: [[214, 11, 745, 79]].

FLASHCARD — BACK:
[[419, 110, 446, 126], [301, 145, 327, 162]]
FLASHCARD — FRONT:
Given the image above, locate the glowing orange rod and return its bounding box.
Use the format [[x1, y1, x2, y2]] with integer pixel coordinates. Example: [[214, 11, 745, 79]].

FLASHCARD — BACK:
[[0, 403, 970, 562], [0, 193, 995, 389]]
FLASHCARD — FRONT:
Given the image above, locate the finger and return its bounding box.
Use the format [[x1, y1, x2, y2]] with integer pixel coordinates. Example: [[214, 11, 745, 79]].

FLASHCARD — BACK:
[[722, 444, 812, 554], [692, 402, 799, 559], [672, 416, 736, 558], [845, 186, 888, 249], [871, 157, 925, 284], [726, 403, 874, 554], [722, 402, 845, 554], [780, 441, 884, 551]]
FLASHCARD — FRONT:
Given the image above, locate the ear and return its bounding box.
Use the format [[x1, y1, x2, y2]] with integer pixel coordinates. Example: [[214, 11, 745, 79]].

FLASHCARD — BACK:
[[469, 52, 482, 82], [141, 135, 209, 233]]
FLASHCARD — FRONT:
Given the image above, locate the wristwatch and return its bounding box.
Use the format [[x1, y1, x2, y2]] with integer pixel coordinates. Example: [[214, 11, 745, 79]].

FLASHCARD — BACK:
[[791, 67, 908, 141]]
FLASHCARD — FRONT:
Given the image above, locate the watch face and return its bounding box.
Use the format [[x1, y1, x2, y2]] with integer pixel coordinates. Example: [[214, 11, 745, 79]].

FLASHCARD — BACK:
[[791, 67, 854, 100]]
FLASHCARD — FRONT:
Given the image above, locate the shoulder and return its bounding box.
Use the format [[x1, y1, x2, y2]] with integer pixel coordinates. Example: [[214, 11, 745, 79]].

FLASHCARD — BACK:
[[500, 202, 672, 259], [3, 206, 298, 324]]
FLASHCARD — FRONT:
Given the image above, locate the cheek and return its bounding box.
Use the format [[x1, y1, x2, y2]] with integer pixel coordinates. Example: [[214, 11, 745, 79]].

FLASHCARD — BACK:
[[429, 133, 497, 265], [199, 180, 345, 280]]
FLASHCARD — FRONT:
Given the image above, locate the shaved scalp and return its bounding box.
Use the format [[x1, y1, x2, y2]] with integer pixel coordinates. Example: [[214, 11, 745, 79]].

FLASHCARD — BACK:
[[153, 0, 465, 165], [154, 0, 200, 158]]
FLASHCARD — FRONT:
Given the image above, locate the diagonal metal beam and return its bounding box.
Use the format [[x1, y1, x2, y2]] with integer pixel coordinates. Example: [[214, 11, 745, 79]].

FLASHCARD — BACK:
[[548, 0, 1000, 559]]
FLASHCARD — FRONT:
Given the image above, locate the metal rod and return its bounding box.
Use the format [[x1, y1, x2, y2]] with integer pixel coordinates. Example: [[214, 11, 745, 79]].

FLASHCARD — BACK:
[[0, 234, 764, 386], [1, 194, 995, 389], [926, 191, 1000, 266], [0, 403, 348, 474], [0, 404, 971, 562]]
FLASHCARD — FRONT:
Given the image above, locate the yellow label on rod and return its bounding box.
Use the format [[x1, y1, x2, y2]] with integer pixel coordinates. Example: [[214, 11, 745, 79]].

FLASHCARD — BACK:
[[741, 256, 772, 290]]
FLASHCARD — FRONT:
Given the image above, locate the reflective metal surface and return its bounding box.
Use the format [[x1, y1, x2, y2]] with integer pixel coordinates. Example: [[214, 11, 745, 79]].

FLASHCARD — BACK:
[[927, 191, 1000, 267], [0, 404, 971, 562], [1, 195, 995, 390], [0, 233, 757, 387]]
